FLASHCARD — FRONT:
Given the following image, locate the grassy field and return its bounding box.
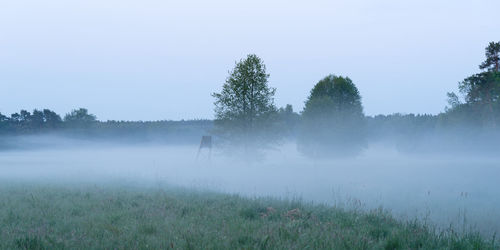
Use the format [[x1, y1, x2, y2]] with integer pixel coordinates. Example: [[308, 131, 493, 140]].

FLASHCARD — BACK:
[[0, 183, 496, 250]]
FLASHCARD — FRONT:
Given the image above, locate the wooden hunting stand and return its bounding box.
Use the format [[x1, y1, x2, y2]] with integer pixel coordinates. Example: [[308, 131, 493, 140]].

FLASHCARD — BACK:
[[196, 135, 212, 161]]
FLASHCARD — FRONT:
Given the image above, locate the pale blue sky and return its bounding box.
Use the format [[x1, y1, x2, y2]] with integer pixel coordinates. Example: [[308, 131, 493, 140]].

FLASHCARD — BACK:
[[0, 0, 498, 120]]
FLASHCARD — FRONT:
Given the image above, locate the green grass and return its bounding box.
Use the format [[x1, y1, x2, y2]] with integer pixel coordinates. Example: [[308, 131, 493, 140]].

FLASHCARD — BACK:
[[0, 183, 496, 249]]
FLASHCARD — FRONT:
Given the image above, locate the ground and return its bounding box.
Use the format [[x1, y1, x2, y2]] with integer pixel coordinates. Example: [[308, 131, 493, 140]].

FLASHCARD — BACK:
[[0, 182, 496, 250]]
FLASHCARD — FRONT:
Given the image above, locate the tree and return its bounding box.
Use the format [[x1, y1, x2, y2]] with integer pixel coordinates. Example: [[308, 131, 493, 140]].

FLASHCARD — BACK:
[[19, 110, 31, 122], [42, 109, 63, 129], [19, 110, 32, 132], [277, 104, 300, 137], [447, 41, 500, 127], [298, 75, 365, 158], [0, 113, 8, 133], [64, 108, 97, 128], [212, 54, 278, 151], [480, 41, 500, 72], [0, 113, 7, 122], [31, 109, 45, 130]]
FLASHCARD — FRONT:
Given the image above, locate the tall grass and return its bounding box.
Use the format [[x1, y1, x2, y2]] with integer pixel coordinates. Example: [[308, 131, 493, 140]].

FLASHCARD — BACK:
[[0, 183, 496, 249]]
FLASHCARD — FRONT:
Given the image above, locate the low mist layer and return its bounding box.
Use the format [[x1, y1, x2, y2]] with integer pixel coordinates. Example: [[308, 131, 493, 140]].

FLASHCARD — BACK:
[[1, 138, 498, 237]]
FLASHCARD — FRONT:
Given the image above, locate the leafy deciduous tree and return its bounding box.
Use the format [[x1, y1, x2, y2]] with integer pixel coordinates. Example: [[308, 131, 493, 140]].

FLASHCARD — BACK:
[[212, 54, 278, 151], [43, 109, 63, 128], [64, 108, 97, 128], [298, 75, 365, 158]]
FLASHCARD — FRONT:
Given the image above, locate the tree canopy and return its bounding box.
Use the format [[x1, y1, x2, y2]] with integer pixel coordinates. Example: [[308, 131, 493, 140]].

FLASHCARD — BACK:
[[298, 75, 365, 158], [0, 109, 63, 133], [303, 75, 363, 118], [212, 54, 279, 150], [64, 108, 97, 128], [446, 41, 500, 127], [480, 41, 500, 72]]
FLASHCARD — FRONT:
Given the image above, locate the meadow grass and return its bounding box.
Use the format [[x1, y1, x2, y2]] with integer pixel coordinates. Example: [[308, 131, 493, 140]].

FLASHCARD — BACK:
[[0, 182, 496, 250]]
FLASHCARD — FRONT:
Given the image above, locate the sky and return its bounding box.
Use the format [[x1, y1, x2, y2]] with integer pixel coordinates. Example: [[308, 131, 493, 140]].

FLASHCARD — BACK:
[[0, 0, 498, 121]]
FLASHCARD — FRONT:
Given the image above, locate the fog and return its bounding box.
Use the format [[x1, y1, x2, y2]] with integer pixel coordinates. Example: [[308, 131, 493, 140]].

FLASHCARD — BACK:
[[1, 137, 499, 237]]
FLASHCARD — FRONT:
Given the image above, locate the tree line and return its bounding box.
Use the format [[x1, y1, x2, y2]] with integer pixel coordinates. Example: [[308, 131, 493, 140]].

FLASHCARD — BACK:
[[2, 42, 498, 155], [0, 108, 212, 145], [212, 41, 500, 157], [0, 108, 95, 133]]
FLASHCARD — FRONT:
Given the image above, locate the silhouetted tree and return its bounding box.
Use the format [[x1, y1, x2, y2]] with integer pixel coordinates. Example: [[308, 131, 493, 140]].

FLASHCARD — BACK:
[[480, 41, 500, 72], [212, 54, 279, 151], [31, 109, 45, 130], [298, 75, 365, 158], [18, 110, 32, 132], [64, 108, 97, 128], [0, 113, 8, 133], [43, 109, 63, 129], [277, 104, 300, 137], [19, 110, 31, 121], [446, 41, 500, 127]]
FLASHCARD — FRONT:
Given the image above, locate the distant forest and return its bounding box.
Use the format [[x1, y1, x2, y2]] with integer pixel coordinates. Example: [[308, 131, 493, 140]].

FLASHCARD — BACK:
[[1, 42, 499, 154], [0, 106, 495, 153], [0, 108, 213, 144]]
